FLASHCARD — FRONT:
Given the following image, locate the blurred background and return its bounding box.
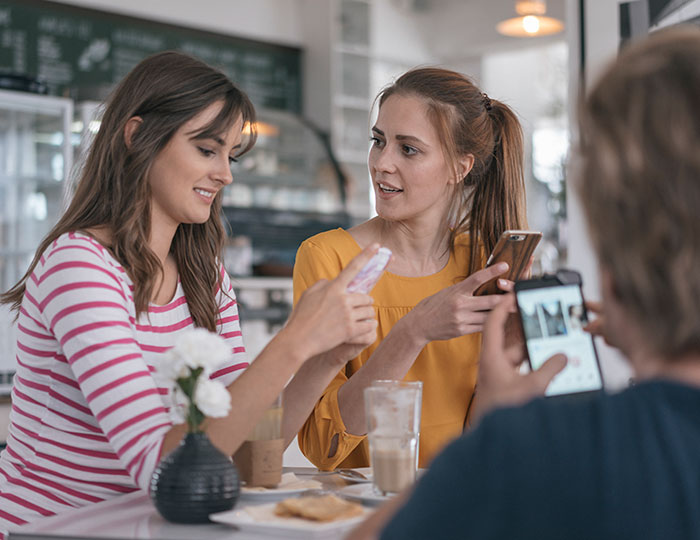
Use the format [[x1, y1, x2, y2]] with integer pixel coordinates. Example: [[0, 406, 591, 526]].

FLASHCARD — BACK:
[[0, 0, 697, 457]]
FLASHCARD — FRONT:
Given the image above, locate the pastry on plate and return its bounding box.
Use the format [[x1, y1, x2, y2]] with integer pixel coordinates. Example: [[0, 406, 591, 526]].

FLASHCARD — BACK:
[[274, 494, 364, 522]]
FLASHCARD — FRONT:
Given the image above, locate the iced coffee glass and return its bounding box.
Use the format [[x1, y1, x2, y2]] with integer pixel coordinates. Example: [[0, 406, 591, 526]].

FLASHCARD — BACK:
[[364, 380, 422, 496], [233, 394, 283, 487]]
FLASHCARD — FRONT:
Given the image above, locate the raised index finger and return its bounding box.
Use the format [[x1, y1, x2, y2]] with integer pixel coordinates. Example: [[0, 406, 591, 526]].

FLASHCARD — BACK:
[[333, 243, 381, 289]]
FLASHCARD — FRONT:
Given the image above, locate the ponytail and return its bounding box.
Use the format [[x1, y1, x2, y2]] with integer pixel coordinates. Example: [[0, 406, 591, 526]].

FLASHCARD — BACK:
[[461, 101, 527, 274]]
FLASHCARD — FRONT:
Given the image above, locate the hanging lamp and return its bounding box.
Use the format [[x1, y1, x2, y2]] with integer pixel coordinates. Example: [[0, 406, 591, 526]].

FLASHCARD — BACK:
[[496, 0, 564, 37]]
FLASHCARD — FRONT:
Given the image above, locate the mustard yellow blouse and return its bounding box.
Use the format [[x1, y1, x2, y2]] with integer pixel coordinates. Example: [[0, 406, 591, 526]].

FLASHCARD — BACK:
[[293, 228, 481, 470]]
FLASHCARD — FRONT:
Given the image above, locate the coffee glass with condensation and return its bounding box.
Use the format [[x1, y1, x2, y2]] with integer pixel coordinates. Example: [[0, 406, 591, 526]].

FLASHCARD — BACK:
[[233, 394, 283, 487], [364, 380, 423, 496]]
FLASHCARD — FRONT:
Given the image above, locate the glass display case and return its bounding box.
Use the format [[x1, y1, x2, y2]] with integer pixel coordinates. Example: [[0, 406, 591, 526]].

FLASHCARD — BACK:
[[69, 102, 351, 278], [0, 89, 73, 391], [222, 107, 351, 277]]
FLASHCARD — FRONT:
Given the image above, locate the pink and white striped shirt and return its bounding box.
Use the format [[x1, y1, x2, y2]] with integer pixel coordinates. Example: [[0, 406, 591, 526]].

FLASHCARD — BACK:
[[0, 232, 248, 536]]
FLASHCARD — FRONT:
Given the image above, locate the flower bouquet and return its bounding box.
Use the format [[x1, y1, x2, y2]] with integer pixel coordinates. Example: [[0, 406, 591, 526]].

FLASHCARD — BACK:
[[150, 329, 239, 523], [160, 328, 232, 431]]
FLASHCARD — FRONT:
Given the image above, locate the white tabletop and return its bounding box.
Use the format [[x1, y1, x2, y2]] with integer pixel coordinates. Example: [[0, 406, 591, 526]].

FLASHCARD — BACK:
[[7, 468, 371, 540]]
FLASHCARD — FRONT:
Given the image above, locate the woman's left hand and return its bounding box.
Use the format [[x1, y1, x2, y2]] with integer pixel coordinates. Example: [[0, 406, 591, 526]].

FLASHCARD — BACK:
[[495, 255, 534, 292]]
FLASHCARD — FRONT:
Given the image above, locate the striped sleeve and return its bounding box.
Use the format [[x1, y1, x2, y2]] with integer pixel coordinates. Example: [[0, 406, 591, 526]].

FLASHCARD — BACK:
[[211, 265, 248, 385], [34, 239, 171, 491]]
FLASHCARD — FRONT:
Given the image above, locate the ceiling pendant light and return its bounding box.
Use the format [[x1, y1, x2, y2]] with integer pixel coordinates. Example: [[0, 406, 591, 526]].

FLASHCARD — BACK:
[[496, 0, 564, 38]]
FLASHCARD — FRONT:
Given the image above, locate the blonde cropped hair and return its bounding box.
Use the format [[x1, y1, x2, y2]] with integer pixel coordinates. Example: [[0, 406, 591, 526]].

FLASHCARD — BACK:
[[577, 25, 700, 357]]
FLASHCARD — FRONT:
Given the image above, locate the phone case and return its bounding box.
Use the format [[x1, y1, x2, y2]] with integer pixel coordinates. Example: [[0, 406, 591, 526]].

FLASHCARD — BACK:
[[346, 247, 392, 294], [474, 231, 542, 296]]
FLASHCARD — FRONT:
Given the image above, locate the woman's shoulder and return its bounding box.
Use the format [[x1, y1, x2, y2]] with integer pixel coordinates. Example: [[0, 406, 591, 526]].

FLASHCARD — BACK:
[[40, 231, 125, 275], [300, 228, 360, 257]]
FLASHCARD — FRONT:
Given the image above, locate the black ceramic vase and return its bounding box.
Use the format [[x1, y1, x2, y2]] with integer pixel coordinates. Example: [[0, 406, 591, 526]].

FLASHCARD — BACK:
[[150, 432, 239, 523]]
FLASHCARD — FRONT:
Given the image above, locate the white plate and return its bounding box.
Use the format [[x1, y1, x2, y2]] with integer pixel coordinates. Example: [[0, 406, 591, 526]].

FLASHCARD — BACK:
[[240, 485, 320, 501], [210, 502, 369, 539], [338, 483, 393, 505], [337, 467, 373, 484], [239, 472, 323, 501]]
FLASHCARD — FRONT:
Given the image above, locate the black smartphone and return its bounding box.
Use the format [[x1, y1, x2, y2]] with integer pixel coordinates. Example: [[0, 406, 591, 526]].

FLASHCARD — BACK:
[[474, 230, 542, 296], [514, 270, 604, 397]]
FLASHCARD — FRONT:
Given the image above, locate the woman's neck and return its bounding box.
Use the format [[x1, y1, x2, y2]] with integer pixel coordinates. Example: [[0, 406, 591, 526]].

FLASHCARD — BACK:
[[149, 227, 176, 266], [376, 217, 452, 277], [149, 212, 178, 266]]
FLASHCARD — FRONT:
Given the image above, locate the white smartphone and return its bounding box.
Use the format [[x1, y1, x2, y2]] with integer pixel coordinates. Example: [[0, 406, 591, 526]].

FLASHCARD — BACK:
[[515, 270, 604, 397], [346, 247, 392, 294]]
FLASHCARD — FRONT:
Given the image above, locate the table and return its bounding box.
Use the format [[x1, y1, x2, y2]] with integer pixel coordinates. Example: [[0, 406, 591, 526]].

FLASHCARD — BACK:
[[6, 468, 371, 540]]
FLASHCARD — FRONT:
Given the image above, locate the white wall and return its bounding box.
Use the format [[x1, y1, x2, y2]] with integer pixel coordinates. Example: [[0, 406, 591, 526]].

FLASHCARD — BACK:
[[370, 0, 433, 66], [368, 0, 435, 103], [565, 0, 632, 389], [54, 0, 306, 46]]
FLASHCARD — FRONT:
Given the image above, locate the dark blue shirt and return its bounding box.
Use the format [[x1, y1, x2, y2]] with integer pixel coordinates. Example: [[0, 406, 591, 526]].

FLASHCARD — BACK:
[[381, 380, 700, 539]]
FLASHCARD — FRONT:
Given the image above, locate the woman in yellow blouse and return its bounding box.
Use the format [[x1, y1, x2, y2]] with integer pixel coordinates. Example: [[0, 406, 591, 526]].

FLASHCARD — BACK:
[[293, 67, 528, 469]]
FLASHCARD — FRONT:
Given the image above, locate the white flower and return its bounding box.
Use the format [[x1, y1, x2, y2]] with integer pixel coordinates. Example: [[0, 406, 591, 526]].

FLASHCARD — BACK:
[[156, 329, 233, 431], [173, 328, 231, 373], [169, 385, 189, 425], [159, 347, 191, 381], [194, 378, 231, 418]]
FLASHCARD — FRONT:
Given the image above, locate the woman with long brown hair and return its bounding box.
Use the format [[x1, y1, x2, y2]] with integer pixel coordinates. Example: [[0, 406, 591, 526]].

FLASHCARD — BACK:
[[0, 51, 378, 534], [294, 67, 527, 469]]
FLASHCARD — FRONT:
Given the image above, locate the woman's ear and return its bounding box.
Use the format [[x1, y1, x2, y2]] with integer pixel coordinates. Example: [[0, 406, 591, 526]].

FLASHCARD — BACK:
[[123, 116, 143, 149], [453, 153, 475, 184]]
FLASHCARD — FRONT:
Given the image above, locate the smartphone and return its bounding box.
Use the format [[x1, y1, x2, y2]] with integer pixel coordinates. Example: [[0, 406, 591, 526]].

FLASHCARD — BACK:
[[346, 247, 392, 294], [474, 230, 542, 296], [514, 270, 604, 397]]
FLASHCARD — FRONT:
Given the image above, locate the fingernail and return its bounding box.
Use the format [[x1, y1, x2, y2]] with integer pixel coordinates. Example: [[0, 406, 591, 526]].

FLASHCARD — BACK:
[[498, 279, 508, 287], [496, 262, 508, 272]]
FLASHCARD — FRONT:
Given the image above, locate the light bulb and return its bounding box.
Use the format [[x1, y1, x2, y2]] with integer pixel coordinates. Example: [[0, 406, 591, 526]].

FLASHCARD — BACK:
[[522, 15, 540, 34]]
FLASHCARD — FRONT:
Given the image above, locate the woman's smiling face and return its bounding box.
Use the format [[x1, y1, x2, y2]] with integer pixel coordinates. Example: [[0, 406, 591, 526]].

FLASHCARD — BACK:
[[147, 100, 243, 233], [368, 93, 462, 225]]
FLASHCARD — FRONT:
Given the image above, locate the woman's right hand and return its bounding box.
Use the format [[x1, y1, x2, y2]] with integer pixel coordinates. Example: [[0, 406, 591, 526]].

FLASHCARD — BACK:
[[285, 245, 380, 360], [405, 262, 512, 343]]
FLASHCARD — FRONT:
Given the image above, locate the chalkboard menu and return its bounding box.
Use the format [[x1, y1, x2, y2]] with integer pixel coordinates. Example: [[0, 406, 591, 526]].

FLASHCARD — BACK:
[[0, 0, 302, 112]]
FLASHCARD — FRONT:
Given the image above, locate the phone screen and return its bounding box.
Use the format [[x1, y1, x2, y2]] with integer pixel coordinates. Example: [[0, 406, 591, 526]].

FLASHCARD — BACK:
[[516, 283, 603, 396]]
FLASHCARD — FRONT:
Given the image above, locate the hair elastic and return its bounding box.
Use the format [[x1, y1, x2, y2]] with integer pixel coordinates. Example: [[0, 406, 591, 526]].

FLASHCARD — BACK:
[[481, 92, 493, 111]]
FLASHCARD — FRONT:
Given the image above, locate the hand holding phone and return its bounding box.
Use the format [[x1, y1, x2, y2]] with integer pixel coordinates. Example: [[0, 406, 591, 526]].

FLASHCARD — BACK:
[[474, 230, 542, 296], [469, 294, 567, 424], [346, 247, 392, 294], [515, 270, 604, 397]]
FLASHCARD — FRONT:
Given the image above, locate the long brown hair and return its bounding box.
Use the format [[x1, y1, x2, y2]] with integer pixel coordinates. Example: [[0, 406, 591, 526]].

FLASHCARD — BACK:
[[376, 67, 526, 273], [577, 26, 700, 357], [1, 51, 257, 331]]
